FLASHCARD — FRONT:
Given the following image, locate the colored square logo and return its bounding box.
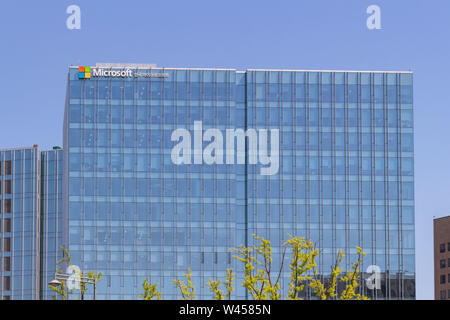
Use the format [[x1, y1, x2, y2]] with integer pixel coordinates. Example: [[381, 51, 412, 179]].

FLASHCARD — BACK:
[[78, 66, 91, 79]]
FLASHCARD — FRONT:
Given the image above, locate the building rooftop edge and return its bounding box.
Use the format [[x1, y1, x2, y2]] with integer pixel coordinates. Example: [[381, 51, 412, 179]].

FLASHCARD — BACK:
[[69, 65, 413, 73], [0, 146, 63, 152], [434, 215, 450, 221], [0, 146, 37, 152], [246, 69, 413, 74]]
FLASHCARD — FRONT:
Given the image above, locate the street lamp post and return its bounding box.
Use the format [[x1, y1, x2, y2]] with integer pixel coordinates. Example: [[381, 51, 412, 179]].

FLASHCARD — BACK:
[[48, 273, 98, 300]]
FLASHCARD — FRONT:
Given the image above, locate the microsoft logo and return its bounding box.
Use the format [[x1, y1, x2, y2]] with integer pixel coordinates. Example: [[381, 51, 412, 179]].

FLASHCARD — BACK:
[[77, 66, 133, 79], [78, 66, 91, 79]]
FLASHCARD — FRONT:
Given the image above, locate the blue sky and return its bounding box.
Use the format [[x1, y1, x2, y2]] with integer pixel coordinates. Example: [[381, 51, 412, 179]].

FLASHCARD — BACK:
[[1, 0, 449, 299]]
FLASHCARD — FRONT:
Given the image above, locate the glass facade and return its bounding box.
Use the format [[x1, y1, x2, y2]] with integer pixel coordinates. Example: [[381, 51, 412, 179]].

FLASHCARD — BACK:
[[40, 149, 63, 300], [63, 65, 415, 299], [0, 147, 41, 300], [244, 70, 415, 299]]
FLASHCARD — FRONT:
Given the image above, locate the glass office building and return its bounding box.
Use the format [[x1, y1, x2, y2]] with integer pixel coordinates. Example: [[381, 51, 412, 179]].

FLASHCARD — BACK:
[[63, 64, 415, 299], [0, 147, 41, 300], [0, 147, 63, 300], [39, 149, 63, 300]]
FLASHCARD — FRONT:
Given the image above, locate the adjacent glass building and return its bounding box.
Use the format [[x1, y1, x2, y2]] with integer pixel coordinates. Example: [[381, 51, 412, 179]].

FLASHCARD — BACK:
[[0, 146, 63, 300], [0, 147, 41, 300], [39, 149, 63, 300], [63, 64, 415, 299]]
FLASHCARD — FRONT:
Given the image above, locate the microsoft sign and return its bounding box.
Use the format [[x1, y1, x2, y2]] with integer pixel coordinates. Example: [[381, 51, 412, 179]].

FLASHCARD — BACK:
[[78, 66, 168, 79]]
